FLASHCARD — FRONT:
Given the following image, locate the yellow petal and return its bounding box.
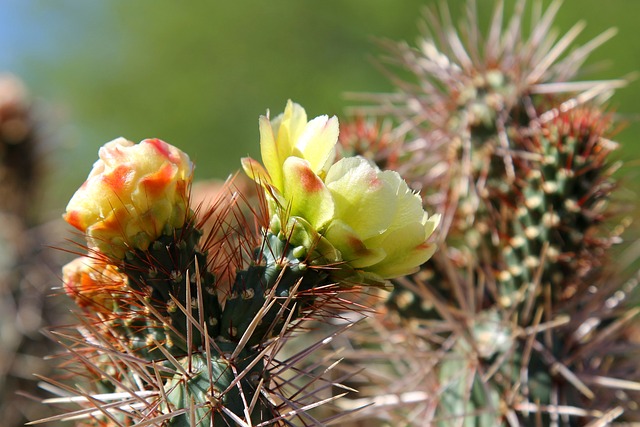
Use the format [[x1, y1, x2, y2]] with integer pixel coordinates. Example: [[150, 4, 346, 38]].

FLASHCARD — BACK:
[[272, 100, 308, 160], [323, 219, 386, 268], [259, 115, 283, 191], [372, 243, 437, 279], [241, 156, 272, 187], [423, 213, 441, 238], [379, 170, 425, 227], [293, 115, 338, 177], [365, 221, 438, 278], [325, 157, 397, 240], [281, 157, 334, 230]]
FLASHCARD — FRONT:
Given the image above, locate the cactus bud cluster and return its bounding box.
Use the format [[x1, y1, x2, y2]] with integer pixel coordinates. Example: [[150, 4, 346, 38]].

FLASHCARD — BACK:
[[38, 102, 438, 426]]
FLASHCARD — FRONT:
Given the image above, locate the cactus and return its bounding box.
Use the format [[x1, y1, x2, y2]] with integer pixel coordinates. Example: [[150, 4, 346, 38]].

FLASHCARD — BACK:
[[29, 2, 640, 425], [34, 102, 439, 426], [337, 1, 640, 425], [0, 74, 67, 427]]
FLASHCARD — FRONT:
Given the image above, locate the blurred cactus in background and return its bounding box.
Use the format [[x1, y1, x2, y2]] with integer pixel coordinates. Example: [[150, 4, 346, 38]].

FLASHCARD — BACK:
[[0, 74, 67, 427], [335, 0, 640, 425]]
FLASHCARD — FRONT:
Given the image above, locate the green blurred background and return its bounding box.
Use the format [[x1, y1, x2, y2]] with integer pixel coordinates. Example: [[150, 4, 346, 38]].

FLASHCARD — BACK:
[[1, 0, 638, 215]]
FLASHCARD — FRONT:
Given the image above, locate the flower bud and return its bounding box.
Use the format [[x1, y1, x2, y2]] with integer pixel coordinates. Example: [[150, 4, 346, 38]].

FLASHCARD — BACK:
[[62, 256, 127, 312], [64, 137, 193, 259]]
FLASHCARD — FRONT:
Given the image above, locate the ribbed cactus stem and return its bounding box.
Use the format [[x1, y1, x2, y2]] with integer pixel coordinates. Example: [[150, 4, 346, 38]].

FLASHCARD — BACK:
[[114, 217, 333, 424], [157, 226, 331, 424], [220, 231, 329, 346], [165, 346, 269, 426], [118, 217, 221, 354]]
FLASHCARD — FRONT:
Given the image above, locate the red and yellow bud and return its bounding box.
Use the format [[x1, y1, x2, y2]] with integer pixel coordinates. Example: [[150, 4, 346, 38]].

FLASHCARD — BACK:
[[62, 256, 127, 312], [64, 137, 193, 259]]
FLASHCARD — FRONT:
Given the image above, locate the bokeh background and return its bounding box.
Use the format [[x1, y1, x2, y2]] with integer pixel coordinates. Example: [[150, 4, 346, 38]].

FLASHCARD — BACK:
[[1, 0, 639, 215], [0, 1, 638, 426]]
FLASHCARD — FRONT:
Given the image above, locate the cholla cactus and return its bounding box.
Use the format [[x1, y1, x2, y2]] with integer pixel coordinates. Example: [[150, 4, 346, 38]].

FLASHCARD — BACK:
[[338, 1, 640, 425], [34, 101, 438, 426]]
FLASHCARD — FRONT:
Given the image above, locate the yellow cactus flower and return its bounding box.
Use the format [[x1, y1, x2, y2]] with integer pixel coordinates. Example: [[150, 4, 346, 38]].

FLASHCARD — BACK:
[[246, 99, 339, 193], [323, 156, 439, 279], [64, 137, 193, 259], [62, 256, 127, 313], [242, 101, 439, 281]]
